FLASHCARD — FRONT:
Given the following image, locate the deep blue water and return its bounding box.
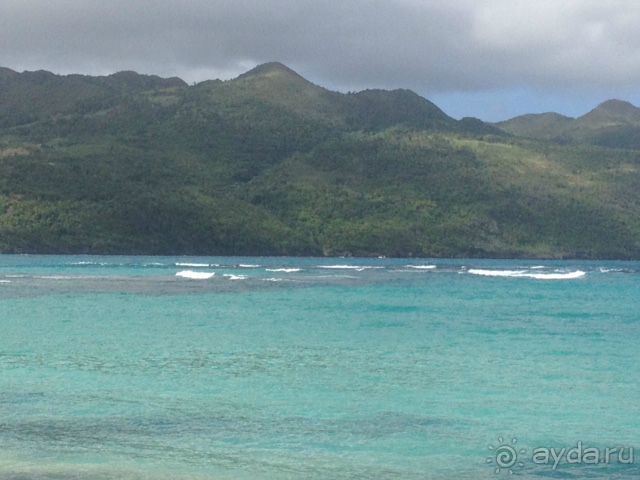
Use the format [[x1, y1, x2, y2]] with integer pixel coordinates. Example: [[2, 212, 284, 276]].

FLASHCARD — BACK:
[[0, 255, 638, 479]]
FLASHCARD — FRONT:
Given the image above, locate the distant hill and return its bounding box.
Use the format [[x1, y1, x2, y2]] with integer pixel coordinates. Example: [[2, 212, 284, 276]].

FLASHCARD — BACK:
[[580, 99, 640, 127], [0, 67, 186, 128], [0, 63, 639, 258], [497, 99, 640, 148], [495, 112, 574, 140]]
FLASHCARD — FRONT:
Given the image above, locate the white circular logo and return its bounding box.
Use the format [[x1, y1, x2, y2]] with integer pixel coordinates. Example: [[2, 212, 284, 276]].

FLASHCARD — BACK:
[[487, 437, 526, 474]]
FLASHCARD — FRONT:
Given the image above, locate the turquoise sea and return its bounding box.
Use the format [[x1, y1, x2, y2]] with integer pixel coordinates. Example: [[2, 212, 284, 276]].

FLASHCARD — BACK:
[[0, 255, 638, 479]]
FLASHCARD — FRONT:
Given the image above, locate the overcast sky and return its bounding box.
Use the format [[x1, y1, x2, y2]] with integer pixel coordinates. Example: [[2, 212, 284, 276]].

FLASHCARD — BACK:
[[2, 0, 640, 121]]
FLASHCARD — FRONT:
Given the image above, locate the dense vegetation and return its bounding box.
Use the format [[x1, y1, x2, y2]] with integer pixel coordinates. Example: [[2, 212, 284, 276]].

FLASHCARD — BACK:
[[497, 99, 640, 148], [1, 62, 639, 258]]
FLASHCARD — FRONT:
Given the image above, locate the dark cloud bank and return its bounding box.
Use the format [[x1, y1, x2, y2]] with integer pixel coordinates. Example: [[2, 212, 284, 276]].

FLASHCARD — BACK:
[[2, 0, 640, 119]]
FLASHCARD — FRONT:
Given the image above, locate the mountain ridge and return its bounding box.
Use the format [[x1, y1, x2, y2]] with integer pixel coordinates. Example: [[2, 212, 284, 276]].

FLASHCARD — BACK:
[[497, 99, 640, 147], [4, 63, 637, 128], [237, 61, 307, 81], [1, 63, 639, 258]]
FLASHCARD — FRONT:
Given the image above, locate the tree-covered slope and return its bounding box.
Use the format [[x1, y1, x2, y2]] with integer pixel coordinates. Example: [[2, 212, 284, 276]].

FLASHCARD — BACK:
[[0, 64, 639, 258], [495, 112, 574, 140], [497, 99, 640, 149]]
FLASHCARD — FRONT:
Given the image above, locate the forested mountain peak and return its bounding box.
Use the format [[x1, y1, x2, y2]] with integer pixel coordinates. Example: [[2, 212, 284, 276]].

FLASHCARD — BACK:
[[1, 63, 639, 258]]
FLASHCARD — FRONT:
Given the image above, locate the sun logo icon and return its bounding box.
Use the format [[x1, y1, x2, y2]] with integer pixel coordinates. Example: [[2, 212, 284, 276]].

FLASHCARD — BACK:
[[486, 437, 526, 474]]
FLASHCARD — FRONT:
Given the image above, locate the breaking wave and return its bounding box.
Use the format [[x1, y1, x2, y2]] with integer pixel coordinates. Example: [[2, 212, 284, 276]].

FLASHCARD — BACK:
[[468, 269, 586, 280], [223, 274, 248, 280], [175, 271, 215, 280], [317, 265, 384, 272], [175, 262, 218, 268]]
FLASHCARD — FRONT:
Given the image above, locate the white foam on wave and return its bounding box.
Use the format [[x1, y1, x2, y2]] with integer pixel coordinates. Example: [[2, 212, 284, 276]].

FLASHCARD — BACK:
[[265, 268, 301, 273], [405, 265, 437, 270], [238, 264, 260, 268], [527, 271, 586, 280], [468, 269, 586, 280], [317, 265, 384, 272], [530, 266, 546, 270], [599, 267, 624, 273], [175, 262, 217, 268], [0, 280, 11, 284], [72, 261, 167, 267], [175, 270, 215, 280], [223, 274, 248, 280], [264, 277, 284, 282], [70, 261, 111, 266], [468, 269, 526, 277]]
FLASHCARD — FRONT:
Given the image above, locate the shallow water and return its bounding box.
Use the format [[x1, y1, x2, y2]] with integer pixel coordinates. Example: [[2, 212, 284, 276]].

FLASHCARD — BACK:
[[0, 256, 638, 479]]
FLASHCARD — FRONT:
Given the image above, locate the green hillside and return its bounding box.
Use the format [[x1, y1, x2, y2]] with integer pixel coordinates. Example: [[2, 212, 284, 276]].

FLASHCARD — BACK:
[[1, 63, 639, 258], [495, 112, 574, 140], [497, 99, 640, 149]]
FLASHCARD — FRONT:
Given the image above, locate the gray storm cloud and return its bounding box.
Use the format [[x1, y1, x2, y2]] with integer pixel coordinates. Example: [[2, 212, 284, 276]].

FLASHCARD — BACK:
[[1, 0, 640, 94]]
